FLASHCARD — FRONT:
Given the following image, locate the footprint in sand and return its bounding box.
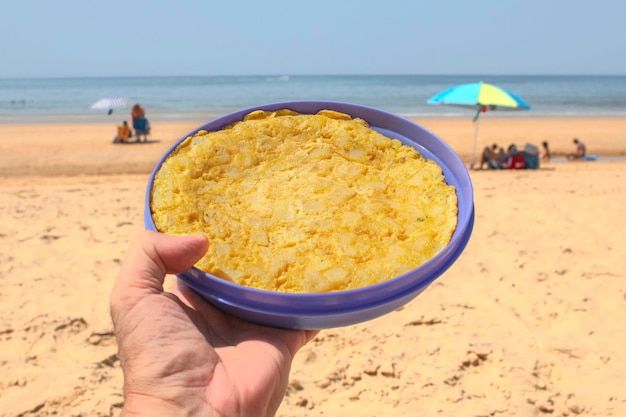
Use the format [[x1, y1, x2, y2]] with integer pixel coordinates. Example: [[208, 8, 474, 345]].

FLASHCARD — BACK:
[[54, 317, 88, 337]]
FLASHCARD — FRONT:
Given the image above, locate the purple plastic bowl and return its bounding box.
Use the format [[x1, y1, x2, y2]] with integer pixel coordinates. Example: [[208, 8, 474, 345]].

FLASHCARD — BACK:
[[145, 101, 474, 329]]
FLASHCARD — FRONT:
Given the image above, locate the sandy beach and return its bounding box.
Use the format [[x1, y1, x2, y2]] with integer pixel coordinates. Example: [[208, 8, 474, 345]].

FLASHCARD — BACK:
[[1, 117, 625, 417]]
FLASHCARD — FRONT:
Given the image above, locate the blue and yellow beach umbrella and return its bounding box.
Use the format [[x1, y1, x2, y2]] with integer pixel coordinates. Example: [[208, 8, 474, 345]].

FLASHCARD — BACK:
[[427, 81, 530, 167], [428, 81, 530, 116]]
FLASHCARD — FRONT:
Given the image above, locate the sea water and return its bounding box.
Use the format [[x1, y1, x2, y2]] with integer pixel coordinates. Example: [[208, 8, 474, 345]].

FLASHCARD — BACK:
[[1, 74, 626, 124]]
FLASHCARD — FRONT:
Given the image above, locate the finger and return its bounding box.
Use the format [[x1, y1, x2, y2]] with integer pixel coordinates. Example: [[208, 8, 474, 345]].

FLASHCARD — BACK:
[[112, 230, 209, 302]]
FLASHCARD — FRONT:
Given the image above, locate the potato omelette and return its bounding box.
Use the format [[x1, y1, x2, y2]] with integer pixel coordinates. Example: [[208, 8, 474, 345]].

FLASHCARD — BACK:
[[151, 109, 458, 293]]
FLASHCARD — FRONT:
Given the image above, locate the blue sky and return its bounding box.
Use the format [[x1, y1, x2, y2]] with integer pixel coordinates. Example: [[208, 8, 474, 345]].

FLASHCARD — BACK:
[[1, 0, 625, 78]]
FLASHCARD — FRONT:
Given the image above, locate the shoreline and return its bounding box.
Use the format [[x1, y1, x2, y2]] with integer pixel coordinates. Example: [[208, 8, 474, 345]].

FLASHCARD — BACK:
[[3, 112, 626, 125], [1, 116, 625, 177]]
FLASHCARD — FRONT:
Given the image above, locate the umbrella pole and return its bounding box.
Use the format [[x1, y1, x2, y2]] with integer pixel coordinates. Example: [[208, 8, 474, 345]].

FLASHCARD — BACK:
[[470, 108, 482, 169]]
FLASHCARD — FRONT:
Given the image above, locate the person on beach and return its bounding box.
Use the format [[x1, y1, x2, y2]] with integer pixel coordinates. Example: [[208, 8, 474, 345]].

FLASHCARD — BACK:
[[500, 144, 528, 169], [479, 143, 505, 169], [110, 231, 318, 417], [112, 120, 132, 143], [131, 104, 151, 142], [566, 138, 586, 160], [540, 141, 551, 162], [130, 104, 145, 125]]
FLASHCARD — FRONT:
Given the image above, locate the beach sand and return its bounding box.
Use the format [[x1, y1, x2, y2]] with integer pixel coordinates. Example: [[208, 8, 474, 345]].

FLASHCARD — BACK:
[[0, 117, 625, 416]]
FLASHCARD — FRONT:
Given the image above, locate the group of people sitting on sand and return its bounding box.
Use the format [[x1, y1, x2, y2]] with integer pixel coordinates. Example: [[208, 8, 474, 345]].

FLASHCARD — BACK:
[[112, 104, 151, 143], [478, 137, 588, 169], [478, 143, 539, 170]]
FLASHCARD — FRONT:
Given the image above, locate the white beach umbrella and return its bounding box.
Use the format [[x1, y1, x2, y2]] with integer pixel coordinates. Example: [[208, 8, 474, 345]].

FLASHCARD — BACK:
[[90, 96, 132, 114]]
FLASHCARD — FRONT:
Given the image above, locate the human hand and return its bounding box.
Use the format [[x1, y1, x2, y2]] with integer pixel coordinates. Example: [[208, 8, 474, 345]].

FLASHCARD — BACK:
[[110, 231, 319, 417]]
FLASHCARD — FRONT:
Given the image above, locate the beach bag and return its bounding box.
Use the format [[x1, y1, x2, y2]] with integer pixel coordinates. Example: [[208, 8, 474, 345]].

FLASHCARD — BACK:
[[504, 154, 526, 170], [524, 143, 539, 156], [523, 144, 539, 169], [522, 152, 539, 169]]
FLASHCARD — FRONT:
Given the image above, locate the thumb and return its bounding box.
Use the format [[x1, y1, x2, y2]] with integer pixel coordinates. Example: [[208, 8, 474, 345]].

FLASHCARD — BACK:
[[112, 230, 209, 303]]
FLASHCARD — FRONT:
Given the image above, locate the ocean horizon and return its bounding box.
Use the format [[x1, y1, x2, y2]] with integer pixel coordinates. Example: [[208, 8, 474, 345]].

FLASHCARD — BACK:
[[2, 74, 626, 124]]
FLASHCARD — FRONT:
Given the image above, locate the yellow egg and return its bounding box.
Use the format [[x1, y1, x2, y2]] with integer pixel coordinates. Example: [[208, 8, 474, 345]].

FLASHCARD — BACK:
[[151, 110, 458, 293]]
